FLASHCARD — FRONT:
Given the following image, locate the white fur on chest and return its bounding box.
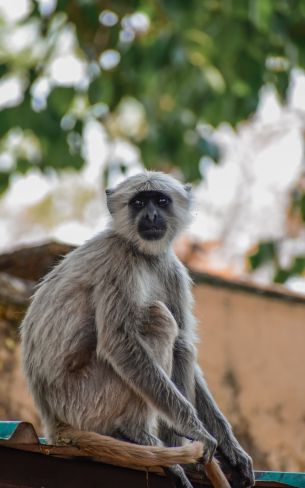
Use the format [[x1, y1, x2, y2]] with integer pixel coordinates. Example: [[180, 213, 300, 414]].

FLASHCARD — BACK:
[[136, 265, 165, 305]]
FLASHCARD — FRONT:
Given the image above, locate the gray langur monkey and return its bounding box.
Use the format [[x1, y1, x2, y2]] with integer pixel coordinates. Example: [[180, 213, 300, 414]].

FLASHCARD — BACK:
[[21, 171, 254, 488]]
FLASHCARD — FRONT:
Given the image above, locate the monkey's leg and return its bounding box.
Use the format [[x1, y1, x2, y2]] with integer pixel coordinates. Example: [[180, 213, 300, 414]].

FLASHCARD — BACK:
[[115, 427, 194, 488], [194, 366, 254, 487]]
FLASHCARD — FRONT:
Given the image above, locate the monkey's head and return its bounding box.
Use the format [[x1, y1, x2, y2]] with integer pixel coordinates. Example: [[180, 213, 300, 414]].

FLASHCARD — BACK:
[[106, 171, 192, 255]]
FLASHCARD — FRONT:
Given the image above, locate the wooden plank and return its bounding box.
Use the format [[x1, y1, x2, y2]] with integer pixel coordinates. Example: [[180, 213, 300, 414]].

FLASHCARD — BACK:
[[0, 445, 302, 488], [1, 423, 304, 487]]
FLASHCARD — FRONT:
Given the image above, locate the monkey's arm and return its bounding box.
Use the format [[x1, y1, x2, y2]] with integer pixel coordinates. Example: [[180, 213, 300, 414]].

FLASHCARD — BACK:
[[171, 334, 196, 402], [195, 366, 254, 487], [95, 303, 216, 463], [158, 334, 197, 446]]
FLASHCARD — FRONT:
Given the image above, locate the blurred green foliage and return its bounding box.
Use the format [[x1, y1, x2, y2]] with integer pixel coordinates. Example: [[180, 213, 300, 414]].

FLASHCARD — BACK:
[[248, 241, 277, 272], [1, 0, 305, 187], [247, 180, 305, 283], [248, 240, 305, 284], [2, 0, 305, 284]]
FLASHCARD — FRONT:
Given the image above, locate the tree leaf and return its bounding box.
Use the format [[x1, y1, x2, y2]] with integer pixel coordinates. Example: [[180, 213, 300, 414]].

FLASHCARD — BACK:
[[48, 87, 75, 118]]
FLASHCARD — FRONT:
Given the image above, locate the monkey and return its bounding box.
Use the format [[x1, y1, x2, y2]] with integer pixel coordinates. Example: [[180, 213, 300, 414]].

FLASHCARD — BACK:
[[20, 171, 254, 488]]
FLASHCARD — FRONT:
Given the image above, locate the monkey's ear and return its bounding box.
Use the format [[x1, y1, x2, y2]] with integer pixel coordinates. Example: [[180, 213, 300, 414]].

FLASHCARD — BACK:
[[184, 183, 192, 193], [105, 188, 114, 215]]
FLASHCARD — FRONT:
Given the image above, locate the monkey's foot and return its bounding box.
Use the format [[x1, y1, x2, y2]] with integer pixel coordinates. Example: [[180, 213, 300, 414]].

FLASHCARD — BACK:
[[216, 443, 254, 488]]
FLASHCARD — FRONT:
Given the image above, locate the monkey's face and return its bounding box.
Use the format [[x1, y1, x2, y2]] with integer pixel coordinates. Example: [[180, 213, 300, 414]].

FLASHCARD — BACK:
[[129, 191, 170, 241], [106, 172, 192, 255]]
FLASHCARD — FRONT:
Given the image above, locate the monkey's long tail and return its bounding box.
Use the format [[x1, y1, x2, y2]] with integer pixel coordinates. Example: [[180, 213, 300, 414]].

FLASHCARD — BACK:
[[58, 426, 231, 487], [57, 425, 203, 468], [204, 459, 231, 488]]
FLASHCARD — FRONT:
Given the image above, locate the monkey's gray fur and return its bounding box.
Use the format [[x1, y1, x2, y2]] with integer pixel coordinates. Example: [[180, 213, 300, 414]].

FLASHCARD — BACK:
[[21, 171, 254, 487]]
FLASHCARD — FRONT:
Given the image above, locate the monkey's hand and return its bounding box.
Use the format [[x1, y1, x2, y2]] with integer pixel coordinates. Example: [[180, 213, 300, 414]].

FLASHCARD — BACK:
[[194, 429, 218, 465], [217, 433, 254, 487], [171, 420, 217, 465]]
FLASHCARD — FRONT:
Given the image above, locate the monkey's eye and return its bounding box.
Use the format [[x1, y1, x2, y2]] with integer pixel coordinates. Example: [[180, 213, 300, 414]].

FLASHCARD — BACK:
[[157, 197, 170, 207], [131, 199, 145, 209]]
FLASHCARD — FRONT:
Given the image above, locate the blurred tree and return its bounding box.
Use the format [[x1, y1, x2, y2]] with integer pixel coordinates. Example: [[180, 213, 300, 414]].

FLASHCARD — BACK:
[[1, 0, 305, 187], [3, 0, 305, 285]]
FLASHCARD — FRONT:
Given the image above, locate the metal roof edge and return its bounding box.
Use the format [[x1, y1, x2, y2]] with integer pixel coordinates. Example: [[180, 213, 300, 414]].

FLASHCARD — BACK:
[[191, 271, 305, 305]]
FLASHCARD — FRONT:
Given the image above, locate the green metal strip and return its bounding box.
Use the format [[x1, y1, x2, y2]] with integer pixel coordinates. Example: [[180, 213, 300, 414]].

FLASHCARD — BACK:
[[0, 421, 21, 439], [0, 420, 46, 444], [255, 471, 305, 488], [0, 423, 304, 486]]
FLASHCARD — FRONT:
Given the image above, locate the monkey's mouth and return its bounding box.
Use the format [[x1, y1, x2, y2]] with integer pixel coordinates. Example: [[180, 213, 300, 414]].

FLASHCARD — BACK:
[[138, 224, 166, 241]]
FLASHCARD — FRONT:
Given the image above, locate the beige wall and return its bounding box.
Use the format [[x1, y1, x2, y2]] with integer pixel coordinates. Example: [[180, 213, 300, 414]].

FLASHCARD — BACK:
[[193, 276, 305, 471]]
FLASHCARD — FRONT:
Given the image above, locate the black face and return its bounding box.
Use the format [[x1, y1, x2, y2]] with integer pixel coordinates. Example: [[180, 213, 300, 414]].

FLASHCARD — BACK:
[[129, 191, 172, 240]]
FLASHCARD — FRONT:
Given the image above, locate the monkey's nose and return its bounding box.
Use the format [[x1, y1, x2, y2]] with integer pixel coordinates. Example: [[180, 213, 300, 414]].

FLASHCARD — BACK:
[[146, 202, 158, 223]]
